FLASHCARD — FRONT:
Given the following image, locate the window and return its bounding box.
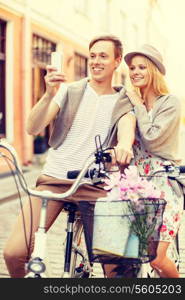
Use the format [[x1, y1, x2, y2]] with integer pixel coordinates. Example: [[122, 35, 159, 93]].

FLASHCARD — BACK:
[[32, 34, 56, 107], [32, 34, 56, 151], [32, 34, 56, 65], [0, 19, 6, 136], [74, 52, 88, 80]]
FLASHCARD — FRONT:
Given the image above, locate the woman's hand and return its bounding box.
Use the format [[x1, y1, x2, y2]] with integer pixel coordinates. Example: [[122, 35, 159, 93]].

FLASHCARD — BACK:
[[126, 90, 144, 106]]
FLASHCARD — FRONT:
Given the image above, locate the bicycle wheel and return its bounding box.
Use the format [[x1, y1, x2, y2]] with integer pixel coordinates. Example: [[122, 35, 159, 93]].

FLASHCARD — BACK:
[[69, 217, 93, 278]]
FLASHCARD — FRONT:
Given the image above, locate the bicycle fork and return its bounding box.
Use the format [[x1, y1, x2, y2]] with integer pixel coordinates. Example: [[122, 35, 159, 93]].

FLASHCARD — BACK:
[[62, 203, 77, 278], [25, 198, 48, 278]]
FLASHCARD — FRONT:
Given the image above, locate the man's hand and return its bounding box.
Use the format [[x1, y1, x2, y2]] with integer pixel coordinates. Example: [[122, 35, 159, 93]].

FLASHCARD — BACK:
[[45, 65, 67, 98], [110, 112, 136, 169], [126, 90, 144, 106]]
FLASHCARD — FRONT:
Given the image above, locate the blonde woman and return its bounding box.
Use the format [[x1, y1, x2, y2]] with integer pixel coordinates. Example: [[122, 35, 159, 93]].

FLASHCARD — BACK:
[[124, 44, 183, 278]]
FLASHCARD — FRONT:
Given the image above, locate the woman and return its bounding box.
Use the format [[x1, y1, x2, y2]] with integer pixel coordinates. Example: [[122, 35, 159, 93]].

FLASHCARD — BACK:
[[124, 44, 184, 278]]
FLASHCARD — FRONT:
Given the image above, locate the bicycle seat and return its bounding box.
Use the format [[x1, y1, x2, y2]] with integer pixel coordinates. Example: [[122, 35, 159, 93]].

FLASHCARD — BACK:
[[63, 202, 82, 218], [63, 202, 78, 212]]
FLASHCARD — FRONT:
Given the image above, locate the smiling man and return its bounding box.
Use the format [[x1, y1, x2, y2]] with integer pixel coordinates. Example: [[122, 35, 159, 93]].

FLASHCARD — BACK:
[[4, 35, 135, 278]]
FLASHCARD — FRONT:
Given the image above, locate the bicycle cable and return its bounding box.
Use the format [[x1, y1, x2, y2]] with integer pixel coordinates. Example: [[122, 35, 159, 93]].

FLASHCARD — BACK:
[[0, 152, 33, 261]]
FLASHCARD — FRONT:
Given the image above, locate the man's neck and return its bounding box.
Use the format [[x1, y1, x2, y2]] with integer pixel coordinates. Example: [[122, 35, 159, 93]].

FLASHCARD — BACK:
[[89, 78, 117, 95]]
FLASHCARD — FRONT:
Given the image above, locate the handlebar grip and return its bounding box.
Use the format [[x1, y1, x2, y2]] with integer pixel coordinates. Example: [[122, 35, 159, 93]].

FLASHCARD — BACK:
[[67, 169, 95, 179], [67, 170, 81, 179], [179, 166, 185, 173]]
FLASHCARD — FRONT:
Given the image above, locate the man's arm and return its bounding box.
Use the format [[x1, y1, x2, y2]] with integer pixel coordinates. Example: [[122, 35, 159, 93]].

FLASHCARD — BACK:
[[27, 65, 66, 135], [113, 112, 136, 165], [27, 94, 60, 135]]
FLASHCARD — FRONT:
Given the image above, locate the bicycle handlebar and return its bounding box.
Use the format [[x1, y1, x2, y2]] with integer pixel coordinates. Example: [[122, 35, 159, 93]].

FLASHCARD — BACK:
[[67, 168, 108, 180], [67, 169, 96, 179], [150, 161, 185, 178], [0, 139, 109, 201]]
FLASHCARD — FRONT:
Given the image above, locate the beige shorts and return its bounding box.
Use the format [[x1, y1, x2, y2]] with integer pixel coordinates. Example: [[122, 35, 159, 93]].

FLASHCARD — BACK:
[[36, 174, 107, 204]]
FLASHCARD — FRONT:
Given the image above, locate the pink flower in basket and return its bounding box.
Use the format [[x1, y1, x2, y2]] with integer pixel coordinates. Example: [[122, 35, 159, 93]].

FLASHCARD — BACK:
[[104, 165, 161, 200]]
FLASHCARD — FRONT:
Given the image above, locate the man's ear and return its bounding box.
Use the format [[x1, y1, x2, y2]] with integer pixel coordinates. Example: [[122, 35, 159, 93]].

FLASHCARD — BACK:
[[115, 55, 122, 69]]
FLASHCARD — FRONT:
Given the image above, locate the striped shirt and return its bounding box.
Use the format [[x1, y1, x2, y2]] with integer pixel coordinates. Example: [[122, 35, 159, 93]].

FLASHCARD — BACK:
[[42, 83, 120, 179]]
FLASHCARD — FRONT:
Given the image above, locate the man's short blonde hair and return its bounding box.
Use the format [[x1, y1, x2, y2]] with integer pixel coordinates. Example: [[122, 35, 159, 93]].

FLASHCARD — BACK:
[[89, 35, 123, 58]]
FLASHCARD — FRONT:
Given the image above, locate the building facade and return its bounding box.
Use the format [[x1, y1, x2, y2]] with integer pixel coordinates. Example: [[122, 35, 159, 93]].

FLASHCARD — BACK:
[[0, 0, 161, 173]]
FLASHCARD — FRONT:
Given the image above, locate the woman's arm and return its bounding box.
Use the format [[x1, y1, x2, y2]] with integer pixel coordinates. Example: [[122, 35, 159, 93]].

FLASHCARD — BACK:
[[131, 95, 181, 154]]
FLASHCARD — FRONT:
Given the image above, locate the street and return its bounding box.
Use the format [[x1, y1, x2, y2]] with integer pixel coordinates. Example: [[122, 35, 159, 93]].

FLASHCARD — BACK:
[[0, 196, 104, 278], [0, 196, 65, 278], [0, 195, 185, 278]]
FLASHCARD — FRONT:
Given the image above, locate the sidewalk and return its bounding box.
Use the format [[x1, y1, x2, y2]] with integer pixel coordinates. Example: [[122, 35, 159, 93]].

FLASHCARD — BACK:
[[0, 197, 103, 278], [0, 161, 43, 203]]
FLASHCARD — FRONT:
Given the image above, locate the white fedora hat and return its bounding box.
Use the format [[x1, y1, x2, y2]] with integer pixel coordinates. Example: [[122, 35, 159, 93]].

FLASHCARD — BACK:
[[124, 44, 166, 75]]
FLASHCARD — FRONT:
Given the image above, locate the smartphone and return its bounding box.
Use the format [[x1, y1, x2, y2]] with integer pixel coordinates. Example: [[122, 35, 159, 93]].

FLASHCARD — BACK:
[[51, 51, 62, 72]]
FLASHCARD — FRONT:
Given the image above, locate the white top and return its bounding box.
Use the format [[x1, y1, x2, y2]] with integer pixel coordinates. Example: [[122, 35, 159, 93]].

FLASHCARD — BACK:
[[148, 109, 153, 121], [42, 83, 120, 179]]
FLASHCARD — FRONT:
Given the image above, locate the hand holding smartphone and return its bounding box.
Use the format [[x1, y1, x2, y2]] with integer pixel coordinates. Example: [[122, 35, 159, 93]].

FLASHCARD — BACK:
[[45, 51, 65, 96], [51, 51, 62, 72]]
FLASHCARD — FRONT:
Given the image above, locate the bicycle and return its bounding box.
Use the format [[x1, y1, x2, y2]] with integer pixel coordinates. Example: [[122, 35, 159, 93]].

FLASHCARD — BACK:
[[0, 137, 113, 278], [0, 139, 184, 278]]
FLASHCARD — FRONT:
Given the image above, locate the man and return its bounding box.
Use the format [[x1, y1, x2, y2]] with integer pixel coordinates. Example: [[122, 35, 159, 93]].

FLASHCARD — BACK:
[[4, 35, 135, 278]]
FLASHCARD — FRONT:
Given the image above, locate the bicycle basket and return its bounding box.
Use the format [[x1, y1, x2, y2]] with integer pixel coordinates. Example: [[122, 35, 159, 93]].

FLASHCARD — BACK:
[[79, 197, 166, 265]]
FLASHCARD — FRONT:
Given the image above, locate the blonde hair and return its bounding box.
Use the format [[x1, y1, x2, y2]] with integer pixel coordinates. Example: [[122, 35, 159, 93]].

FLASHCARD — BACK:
[[131, 56, 169, 100]]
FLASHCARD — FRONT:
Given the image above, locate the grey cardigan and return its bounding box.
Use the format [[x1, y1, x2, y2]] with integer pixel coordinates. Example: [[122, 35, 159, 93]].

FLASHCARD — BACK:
[[133, 94, 182, 164], [48, 78, 133, 149], [133, 94, 184, 196]]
